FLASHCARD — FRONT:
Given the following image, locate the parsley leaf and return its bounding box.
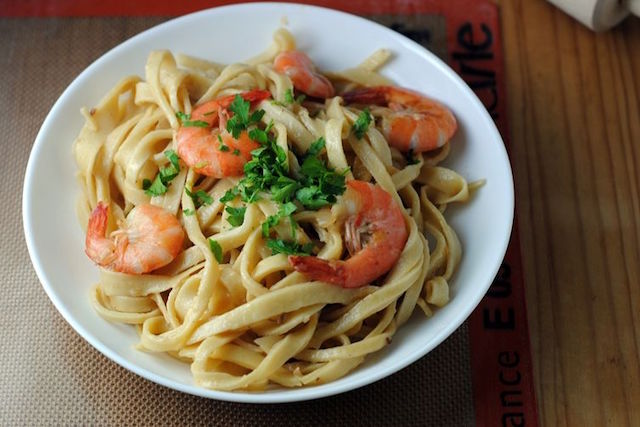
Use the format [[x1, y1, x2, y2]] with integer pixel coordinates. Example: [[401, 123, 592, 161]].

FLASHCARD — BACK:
[[262, 202, 297, 237], [220, 188, 239, 203], [283, 88, 305, 105], [185, 187, 213, 208], [183, 208, 196, 216], [352, 108, 372, 139], [248, 127, 269, 144], [175, 111, 208, 128], [284, 88, 295, 104], [226, 95, 266, 138], [165, 150, 180, 170], [144, 150, 182, 196], [300, 156, 326, 178], [144, 175, 168, 197], [217, 134, 229, 152], [291, 137, 346, 210], [271, 177, 298, 203], [307, 137, 326, 157], [225, 206, 246, 227], [262, 214, 280, 237], [266, 239, 313, 256], [208, 239, 223, 263], [232, 149, 241, 156]]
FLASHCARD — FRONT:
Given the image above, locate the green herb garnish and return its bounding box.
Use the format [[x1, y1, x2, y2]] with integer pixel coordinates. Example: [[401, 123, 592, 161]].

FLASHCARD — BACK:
[[208, 239, 223, 263], [266, 238, 313, 256], [183, 208, 196, 216], [284, 88, 295, 104], [176, 111, 209, 128], [352, 108, 372, 139], [216, 134, 230, 152], [306, 138, 326, 157], [293, 137, 346, 210], [225, 206, 246, 227], [185, 187, 213, 208], [232, 149, 241, 156], [262, 202, 297, 237], [143, 176, 168, 196], [224, 135, 345, 212], [220, 188, 239, 203], [144, 150, 182, 196], [226, 95, 265, 138], [165, 149, 180, 169], [284, 88, 305, 105]]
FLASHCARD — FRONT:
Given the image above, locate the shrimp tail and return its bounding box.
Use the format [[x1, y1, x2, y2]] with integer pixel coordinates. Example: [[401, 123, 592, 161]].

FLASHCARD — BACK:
[[288, 255, 351, 287], [85, 202, 117, 267]]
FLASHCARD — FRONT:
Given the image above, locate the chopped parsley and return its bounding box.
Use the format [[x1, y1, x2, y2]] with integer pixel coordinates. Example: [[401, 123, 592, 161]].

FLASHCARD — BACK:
[[225, 206, 246, 227], [220, 187, 239, 203], [272, 88, 306, 107], [226, 95, 265, 138], [352, 108, 372, 139], [227, 126, 289, 204], [165, 149, 180, 169], [175, 111, 208, 128], [306, 138, 326, 157], [183, 208, 196, 216], [216, 134, 230, 152], [262, 202, 297, 237], [294, 137, 347, 209], [284, 88, 295, 104], [284, 88, 306, 105], [215, 110, 346, 252], [266, 238, 313, 256], [232, 149, 241, 156], [185, 187, 213, 208], [208, 239, 223, 263], [220, 134, 346, 212], [143, 150, 181, 196]]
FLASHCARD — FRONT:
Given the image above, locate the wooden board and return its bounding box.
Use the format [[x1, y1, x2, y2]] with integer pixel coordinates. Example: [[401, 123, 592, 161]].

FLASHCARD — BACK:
[[497, 0, 640, 425]]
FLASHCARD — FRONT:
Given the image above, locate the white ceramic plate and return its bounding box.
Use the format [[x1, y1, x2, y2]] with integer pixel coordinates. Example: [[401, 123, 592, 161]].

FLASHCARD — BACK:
[[23, 3, 513, 403]]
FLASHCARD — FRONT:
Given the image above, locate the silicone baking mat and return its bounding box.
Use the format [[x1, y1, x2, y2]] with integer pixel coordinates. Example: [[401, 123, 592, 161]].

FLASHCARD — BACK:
[[1, 1, 538, 425]]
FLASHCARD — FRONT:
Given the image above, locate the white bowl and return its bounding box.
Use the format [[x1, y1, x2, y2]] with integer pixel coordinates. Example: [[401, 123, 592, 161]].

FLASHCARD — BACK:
[[22, 3, 513, 403]]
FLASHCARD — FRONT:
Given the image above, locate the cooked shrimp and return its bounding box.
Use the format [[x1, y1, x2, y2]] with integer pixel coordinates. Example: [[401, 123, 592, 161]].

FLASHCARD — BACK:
[[342, 86, 457, 153], [176, 90, 271, 178], [273, 50, 334, 98], [85, 202, 185, 274], [289, 180, 408, 288]]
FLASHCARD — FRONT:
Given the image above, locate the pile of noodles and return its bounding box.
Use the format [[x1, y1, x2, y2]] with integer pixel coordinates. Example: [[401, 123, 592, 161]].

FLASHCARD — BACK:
[[73, 29, 476, 391]]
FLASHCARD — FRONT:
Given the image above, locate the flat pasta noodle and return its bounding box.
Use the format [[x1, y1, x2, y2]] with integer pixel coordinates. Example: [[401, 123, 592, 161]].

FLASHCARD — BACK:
[[73, 28, 477, 391]]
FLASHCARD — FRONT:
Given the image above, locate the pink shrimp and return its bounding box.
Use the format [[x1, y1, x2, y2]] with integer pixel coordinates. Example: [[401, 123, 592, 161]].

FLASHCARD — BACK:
[[85, 202, 184, 274], [289, 180, 408, 288], [273, 50, 335, 99], [176, 90, 271, 178], [342, 86, 457, 153]]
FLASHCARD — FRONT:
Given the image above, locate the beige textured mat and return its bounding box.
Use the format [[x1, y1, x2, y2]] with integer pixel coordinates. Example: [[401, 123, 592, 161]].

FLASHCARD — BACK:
[[1, 17, 474, 425]]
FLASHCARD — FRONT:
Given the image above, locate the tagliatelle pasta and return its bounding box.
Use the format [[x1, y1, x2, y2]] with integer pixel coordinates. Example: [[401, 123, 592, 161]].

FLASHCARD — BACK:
[[73, 28, 476, 391]]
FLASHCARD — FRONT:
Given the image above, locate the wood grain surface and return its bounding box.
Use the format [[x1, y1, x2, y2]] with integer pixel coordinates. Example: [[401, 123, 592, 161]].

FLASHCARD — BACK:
[[498, 1, 640, 425]]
